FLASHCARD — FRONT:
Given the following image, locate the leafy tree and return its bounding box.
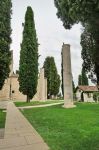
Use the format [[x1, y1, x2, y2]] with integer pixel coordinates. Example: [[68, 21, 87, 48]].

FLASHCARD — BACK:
[[93, 92, 99, 102], [78, 75, 82, 86], [43, 57, 60, 98], [81, 23, 99, 84], [78, 68, 89, 85], [61, 51, 64, 97], [81, 68, 89, 85], [19, 6, 38, 102], [0, 0, 12, 89], [54, 0, 99, 29], [54, 0, 99, 84]]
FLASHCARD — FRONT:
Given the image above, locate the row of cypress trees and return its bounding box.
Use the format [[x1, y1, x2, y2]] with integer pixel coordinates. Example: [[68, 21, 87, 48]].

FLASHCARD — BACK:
[[1, 1, 60, 102]]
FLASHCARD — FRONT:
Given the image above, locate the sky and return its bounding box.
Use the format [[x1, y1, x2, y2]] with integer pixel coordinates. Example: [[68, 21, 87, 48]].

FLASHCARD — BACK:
[[11, 0, 83, 85]]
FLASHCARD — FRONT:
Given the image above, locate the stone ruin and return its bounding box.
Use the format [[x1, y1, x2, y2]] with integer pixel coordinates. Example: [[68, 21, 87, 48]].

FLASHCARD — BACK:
[[62, 43, 76, 108], [0, 51, 47, 102]]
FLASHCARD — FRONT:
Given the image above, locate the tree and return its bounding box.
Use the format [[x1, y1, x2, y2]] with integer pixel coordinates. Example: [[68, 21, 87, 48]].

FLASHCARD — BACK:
[[19, 6, 38, 102], [78, 75, 82, 86], [0, 0, 12, 90], [81, 68, 89, 85], [78, 68, 89, 85], [61, 51, 64, 97], [43, 57, 60, 98], [81, 23, 99, 84], [72, 80, 75, 93], [54, 0, 99, 85]]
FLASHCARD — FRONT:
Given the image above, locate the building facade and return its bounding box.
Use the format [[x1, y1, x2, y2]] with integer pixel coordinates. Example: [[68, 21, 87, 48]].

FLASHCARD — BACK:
[[76, 86, 98, 102], [0, 51, 47, 101]]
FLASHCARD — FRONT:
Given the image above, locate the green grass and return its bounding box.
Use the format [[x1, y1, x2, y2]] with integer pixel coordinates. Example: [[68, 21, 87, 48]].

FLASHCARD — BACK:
[[0, 109, 6, 128], [22, 103, 99, 150], [14, 100, 63, 107]]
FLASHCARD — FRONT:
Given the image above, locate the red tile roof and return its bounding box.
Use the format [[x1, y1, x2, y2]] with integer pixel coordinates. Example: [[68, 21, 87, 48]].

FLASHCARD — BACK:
[[78, 86, 99, 92]]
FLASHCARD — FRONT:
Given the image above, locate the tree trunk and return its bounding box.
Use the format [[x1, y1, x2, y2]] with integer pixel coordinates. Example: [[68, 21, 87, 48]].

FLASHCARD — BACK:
[[27, 95, 30, 103]]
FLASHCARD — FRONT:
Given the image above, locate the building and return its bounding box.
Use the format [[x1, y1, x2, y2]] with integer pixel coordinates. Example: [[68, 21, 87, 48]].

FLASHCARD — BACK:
[[0, 51, 47, 102], [76, 86, 98, 102]]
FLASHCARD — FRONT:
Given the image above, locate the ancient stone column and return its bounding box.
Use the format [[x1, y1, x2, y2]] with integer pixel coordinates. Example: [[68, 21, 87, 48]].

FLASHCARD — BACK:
[[39, 68, 47, 101], [9, 50, 13, 76], [62, 43, 75, 108]]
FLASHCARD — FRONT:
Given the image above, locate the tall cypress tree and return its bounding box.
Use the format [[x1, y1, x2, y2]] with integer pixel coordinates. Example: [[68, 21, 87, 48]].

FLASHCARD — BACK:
[[78, 68, 89, 86], [43, 57, 60, 98], [61, 51, 64, 97], [19, 6, 38, 102], [0, 0, 12, 89], [81, 68, 89, 85], [78, 75, 82, 86]]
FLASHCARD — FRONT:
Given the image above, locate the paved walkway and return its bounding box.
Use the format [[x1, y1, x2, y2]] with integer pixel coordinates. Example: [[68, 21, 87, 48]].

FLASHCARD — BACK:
[[18, 102, 64, 109], [0, 102, 49, 150]]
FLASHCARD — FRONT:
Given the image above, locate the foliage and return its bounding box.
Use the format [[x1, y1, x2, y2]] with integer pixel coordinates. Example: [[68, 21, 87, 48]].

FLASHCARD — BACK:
[[81, 23, 99, 84], [19, 6, 38, 102], [54, 0, 99, 84], [43, 57, 60, 98], [22, 103, 99, 150], [93, 92, 99, 102], [81, 68, 89, 85], [54, 0, 99, 29], [78, 68, 89, 85], [0, 109, 6, 128], [61, 51, 64, 96], [78, 75, 82, 85], [0, 0, 12, 89]]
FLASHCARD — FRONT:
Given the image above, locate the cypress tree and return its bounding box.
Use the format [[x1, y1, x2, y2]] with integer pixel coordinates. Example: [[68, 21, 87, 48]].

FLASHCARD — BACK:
[[0, 0, 12, 89], [43, 57, 60, 98], [61, 51, 64, 97], [19, 6, 38, 102], [81, 68, 89, 85], [78, 75, 82, 86], [78, 68, 89, 86]]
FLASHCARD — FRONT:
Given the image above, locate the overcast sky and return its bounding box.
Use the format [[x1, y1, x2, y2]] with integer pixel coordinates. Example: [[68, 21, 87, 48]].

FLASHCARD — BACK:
[[11, 0, 83, 85]]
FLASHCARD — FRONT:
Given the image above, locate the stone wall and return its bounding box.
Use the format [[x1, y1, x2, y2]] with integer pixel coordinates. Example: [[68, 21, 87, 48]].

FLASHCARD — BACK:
[[0, 68, 47, 102]]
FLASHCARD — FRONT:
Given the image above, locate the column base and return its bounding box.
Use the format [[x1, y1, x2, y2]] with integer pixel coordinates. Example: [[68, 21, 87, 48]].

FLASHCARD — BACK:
[[63, 102, 76, 108]]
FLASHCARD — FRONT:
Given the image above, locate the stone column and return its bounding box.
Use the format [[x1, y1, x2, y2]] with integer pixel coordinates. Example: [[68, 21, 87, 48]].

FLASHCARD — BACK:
[[62, 43, 76, 108], [39, 68, 47, 101], [9, 50, 13, 76]]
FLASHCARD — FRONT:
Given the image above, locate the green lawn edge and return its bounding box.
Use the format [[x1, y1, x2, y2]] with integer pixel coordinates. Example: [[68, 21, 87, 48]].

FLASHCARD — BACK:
[[14, 100, 64, 107], [0, 109, 6, 128], [21, 103, 99, 150]]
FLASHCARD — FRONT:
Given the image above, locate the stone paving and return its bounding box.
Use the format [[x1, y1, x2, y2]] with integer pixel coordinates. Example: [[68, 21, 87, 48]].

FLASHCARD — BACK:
[[0, 102, 49, 150]]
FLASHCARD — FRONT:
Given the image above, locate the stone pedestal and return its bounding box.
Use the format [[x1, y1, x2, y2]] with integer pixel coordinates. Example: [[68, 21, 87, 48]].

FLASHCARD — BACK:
[[62, 44, 76, 108]]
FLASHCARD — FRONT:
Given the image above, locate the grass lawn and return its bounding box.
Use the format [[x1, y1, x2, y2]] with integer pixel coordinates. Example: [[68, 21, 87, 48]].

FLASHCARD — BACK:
[[0, 109, 6, 128], [22, 103, 99, 150], [14, 100, 63, 107]]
